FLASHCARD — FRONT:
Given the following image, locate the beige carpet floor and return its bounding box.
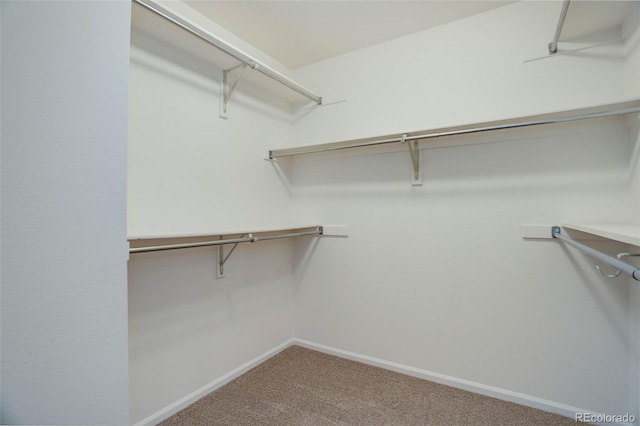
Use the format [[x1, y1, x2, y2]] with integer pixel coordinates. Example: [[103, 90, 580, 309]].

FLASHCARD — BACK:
[[160, 346, 579, 425]]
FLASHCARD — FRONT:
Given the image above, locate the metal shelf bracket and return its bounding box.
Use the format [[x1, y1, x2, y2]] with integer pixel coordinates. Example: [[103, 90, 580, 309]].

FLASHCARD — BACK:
[[402, 134, 422, 186], [220, 63, 248, 119], [549, 0, 570, 54], [217, 233, 254, 278]]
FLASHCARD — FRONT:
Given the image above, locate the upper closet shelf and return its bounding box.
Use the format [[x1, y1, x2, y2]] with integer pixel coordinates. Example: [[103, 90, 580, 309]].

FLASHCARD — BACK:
[[270, 99, 640, 159], [561, 223, 640, 247], [269, 99, 640, 185], [131, 0, 322, 109]]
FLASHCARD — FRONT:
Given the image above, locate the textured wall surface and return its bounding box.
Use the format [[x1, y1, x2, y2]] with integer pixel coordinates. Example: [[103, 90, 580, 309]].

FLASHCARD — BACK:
[[1, 1, 130, 424]]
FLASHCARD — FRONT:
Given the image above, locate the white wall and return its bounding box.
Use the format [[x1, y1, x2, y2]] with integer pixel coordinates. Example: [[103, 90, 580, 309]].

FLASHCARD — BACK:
[[624, 2, 640, 217], [629, 114, 640, 422], [0, 1, 130, 424], [290, 1, 629, 147], [623, 3, 640, 103], [0, 2, 4, 417], [127, 8, 298, 423], [127, 0, 640, 423], [127, 37, 294, 236], [290, 0, 638, 418], [623, 2, 640, 420]]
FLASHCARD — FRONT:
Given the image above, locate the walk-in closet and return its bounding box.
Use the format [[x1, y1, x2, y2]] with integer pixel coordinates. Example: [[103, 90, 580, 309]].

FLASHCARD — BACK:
[[1, 0, 639, 425]]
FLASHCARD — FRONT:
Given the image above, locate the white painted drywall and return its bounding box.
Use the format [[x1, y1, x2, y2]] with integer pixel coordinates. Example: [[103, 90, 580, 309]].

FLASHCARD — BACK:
[[623, 2, 640, 420], [623, 3, 640, 102], [128, 0, 640, 422], [629, 114, 640, 422], [128, 240, 296, 424], [624, 2, 640, 218], [127, 37, 295, 236], [128, 15, 298, 423], [290, 0, 638, 418], [0, 2, 3, 416], [1, 1, 130, 424], [289, 1, 629, 147]]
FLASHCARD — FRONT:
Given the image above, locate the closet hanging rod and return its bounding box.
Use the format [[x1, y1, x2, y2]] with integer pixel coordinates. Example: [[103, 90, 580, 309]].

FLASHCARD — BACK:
[[132, 0, 322, 105], [252, 229, 321, 242], [549, 0, 571, 54], [269, 103, 640, 159], [552, 227, 640, 281], [129, 227, 323, 254]]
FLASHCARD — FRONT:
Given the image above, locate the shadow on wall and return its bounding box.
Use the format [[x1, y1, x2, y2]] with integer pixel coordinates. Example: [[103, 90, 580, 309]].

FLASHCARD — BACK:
[[627, 115, 640, 187], [130, 30, 293, 121], [555, 233, 634, 348], [269, 156, 294, 196], [291, 236, 321, 285], [128, 239, 295, 350]]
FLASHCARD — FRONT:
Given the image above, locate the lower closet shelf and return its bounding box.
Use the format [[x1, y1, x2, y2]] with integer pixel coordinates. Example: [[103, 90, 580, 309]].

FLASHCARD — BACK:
[[128, 224, 348, 278], [561, 223, 640, 247], [552, 224, 640, 281]]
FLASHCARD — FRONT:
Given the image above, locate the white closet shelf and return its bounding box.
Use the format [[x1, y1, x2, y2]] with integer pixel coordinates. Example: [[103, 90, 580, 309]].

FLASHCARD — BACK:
[[131, 0, 321, 106], [128, 224, 325, 242], [128, 224, 348, 278], [561, 223, 640, 247], [269, 99, 640, 159], [269, 98, 639, 186], [552, 225, 640, 281]]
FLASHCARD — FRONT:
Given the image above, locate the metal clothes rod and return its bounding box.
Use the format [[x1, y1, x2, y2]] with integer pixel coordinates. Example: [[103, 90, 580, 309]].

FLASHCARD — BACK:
[[130, 227, 323, 254], [549, 0, 571, 54], [552, 227, 640, 281], [269, 104, 640, 159], [130, 236, 254, 254], [132, 0, 322, 105], [253, 229, 322, 242]]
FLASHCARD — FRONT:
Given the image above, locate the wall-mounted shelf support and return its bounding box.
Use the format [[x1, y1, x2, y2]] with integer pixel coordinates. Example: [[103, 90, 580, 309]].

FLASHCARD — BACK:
[[551, 226, 640, 281], [217, 233, 251, 278], [220, 63, 248, 119], [549, 0, 571, 54], [402, 134, 422, 186]]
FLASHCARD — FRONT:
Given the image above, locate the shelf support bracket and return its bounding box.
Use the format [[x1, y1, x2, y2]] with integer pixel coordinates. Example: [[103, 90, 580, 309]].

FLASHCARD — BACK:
[[549, 0, 570, 54], [217, 233, 253, 278], [220, 63, 248, 119], [402, 134, 422, 186]]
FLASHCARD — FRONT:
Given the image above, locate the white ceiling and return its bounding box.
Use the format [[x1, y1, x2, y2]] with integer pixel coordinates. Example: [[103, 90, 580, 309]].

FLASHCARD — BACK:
[[183, 0, 635, 70], [184, 1, 517, 69]]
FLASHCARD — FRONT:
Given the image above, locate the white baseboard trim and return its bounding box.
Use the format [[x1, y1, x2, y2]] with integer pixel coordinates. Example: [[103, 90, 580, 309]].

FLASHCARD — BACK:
[[292, 339, 637, 426], [132, 338, 296, 426]]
